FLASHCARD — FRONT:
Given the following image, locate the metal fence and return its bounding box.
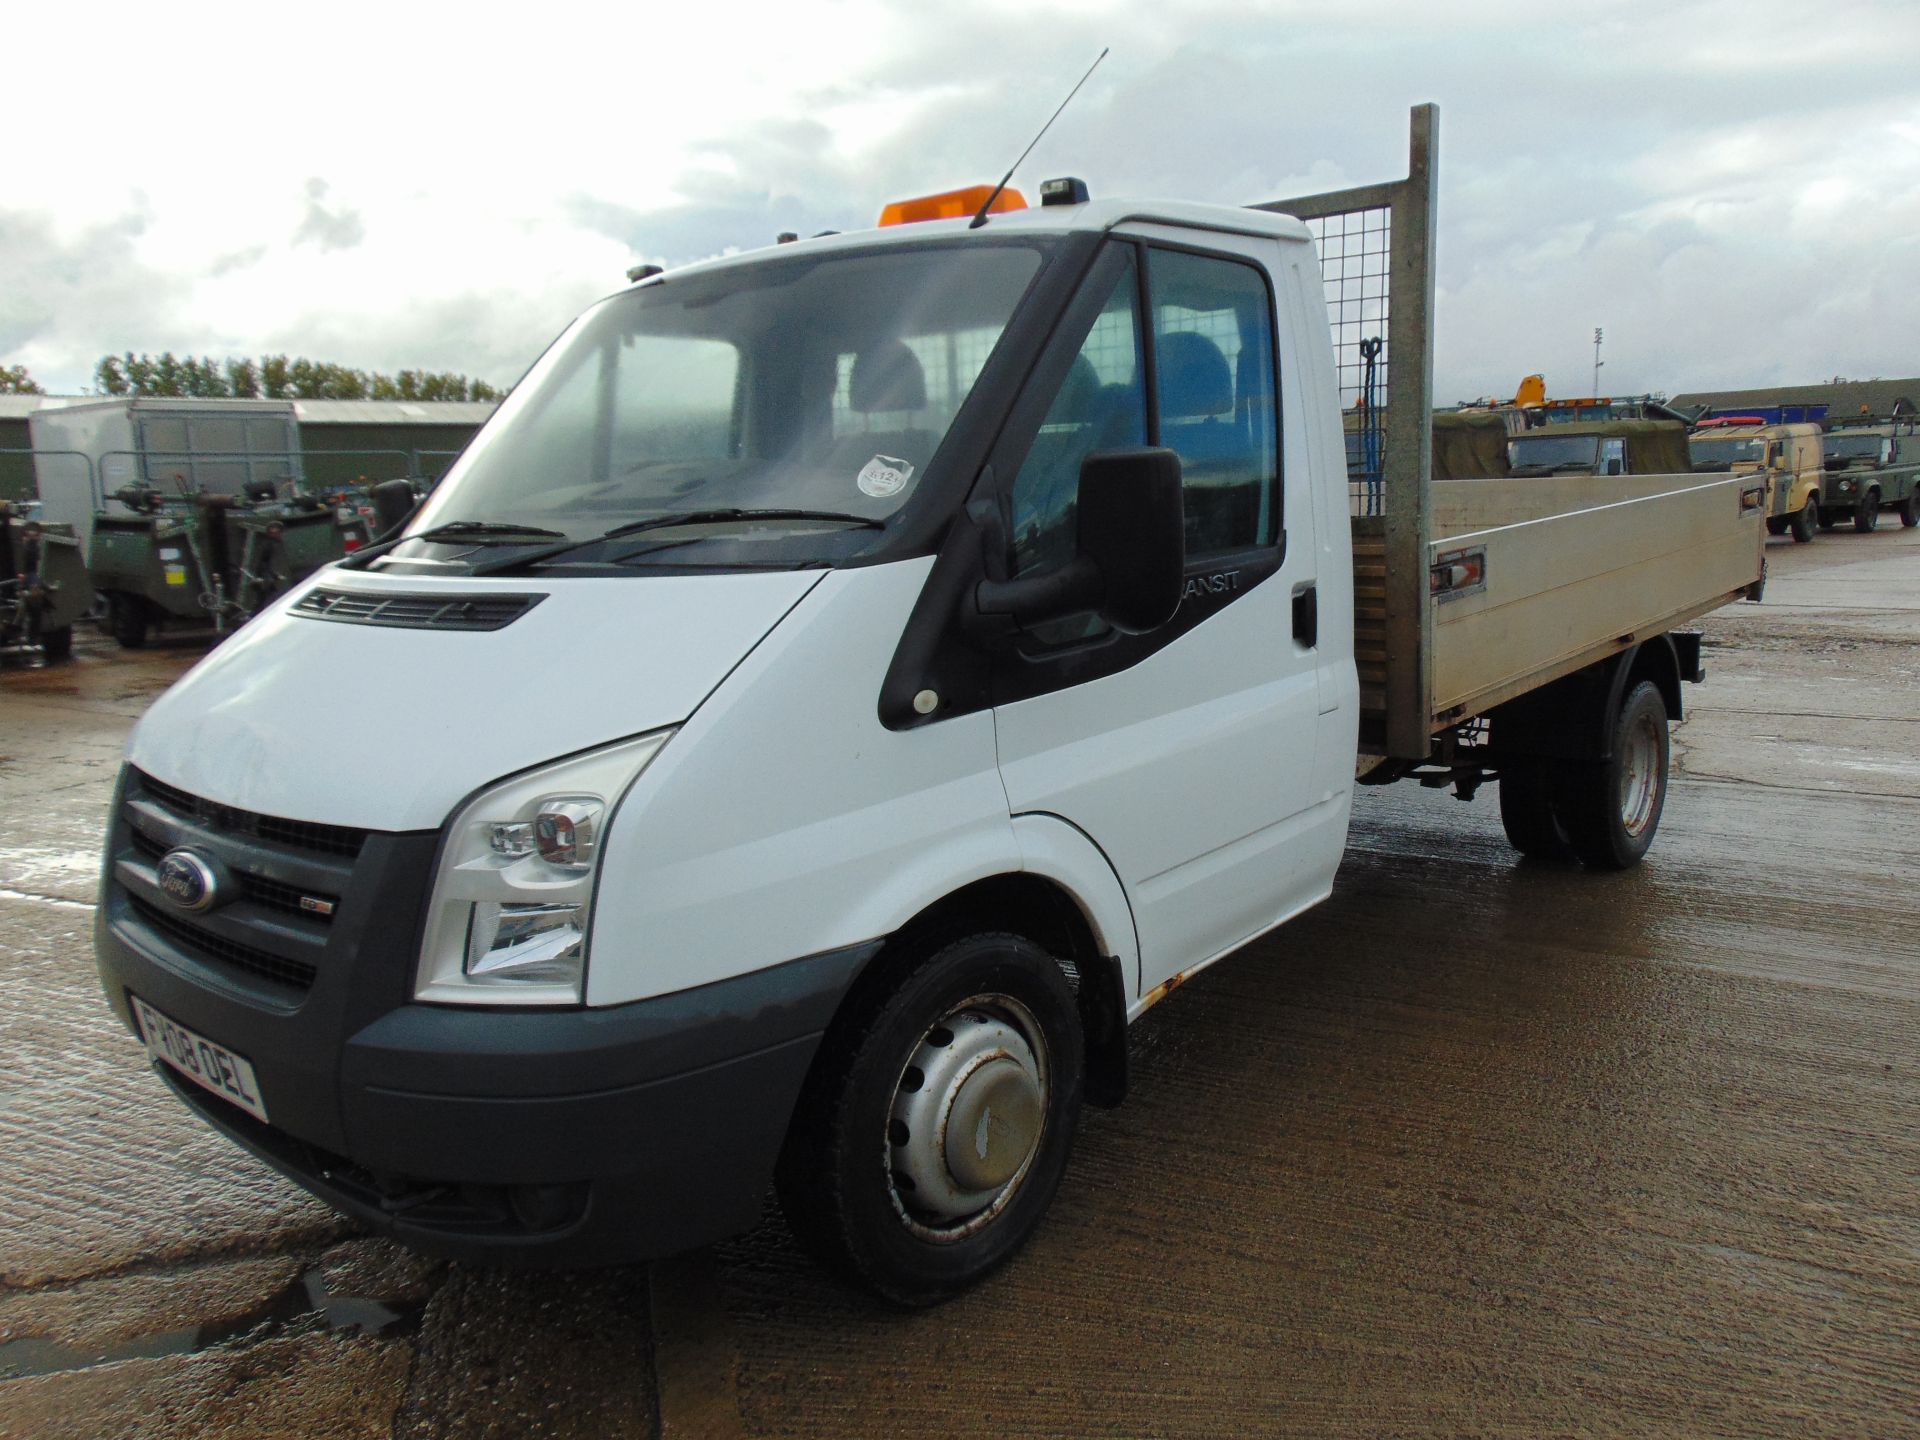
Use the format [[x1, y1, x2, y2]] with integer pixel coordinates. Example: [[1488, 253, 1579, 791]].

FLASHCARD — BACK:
[[1251, 109, 1434, 523]]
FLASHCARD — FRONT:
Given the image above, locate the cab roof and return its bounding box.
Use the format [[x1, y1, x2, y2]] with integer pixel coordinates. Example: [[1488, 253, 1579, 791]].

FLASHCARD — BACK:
[[1690, 421, 1821, 439], [635, 199, 1314, 290]]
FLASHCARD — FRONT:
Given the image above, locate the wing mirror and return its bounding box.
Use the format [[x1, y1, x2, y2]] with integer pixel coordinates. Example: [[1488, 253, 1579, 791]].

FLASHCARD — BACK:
[[975, 446, 1186, 636]]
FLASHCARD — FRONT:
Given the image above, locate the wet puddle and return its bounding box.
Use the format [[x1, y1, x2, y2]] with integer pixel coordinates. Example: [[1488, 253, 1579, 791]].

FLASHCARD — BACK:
[[0, 1264, 422, 1381]]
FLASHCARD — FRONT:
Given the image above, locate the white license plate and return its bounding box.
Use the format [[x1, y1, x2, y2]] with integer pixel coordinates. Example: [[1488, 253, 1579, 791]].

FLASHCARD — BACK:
[[130, 994, 269, 1123]]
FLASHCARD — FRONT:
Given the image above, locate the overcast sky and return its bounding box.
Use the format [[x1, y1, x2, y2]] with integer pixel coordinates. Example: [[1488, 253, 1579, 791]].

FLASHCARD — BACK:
[[5, 0, 1917, 402]]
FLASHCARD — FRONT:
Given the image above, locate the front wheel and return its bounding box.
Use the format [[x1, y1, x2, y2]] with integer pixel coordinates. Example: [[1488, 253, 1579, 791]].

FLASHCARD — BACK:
[[1557, 680, 1670, 871], [776, 932, 1084, 1306], [1790, 498, 1819, 543], [1902, 489, 1920, 528], [39, 625, 73, 661], [1765, 517, 1787, 537], [1854, 492, 1880, 532]]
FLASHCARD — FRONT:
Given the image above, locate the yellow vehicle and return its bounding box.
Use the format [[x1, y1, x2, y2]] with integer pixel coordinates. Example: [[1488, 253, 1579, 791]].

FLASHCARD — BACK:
[[1689, 419, 1824, 542]]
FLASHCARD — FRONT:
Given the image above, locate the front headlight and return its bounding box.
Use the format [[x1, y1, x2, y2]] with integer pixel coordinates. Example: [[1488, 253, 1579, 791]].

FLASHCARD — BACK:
[[415, 730, 673, 1005]]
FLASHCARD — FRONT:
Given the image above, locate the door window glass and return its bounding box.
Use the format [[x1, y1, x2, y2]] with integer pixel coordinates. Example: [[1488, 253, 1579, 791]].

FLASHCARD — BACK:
[[1008, 254, 1147, 579], [1148, 249, 1279, 557]]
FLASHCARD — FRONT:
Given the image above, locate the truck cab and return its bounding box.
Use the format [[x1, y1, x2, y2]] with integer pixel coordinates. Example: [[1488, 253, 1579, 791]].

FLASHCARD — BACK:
[[1690, 418, 1824, 542], [1507, 418, 1691, 478]]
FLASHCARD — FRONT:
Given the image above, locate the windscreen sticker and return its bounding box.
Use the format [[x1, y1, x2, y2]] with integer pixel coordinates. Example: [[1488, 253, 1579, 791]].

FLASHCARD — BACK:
[[857, 455, 914, 499]]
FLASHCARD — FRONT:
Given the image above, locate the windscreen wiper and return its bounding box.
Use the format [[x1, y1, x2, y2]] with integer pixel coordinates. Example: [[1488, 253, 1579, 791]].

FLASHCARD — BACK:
[[469, 508, 884, 576], [411, 521, 566, 544], [336, 519, 568, 570]]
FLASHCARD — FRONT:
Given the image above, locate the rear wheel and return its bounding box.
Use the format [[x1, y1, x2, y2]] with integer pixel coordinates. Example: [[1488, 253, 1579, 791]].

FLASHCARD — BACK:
[[1557, 680, 1669, 870], [1765, 517, 1787, 537], [777, 932, 1084, 1307], [40, 625, 72, 662], [110, 595, 150, 649], [1902, 489, 1920, 528], [1790, 498, 1819, 543], [1854, 491, 1880, 532], [1819, 510, 1838, 531], [1499, 760, 1573, 860]]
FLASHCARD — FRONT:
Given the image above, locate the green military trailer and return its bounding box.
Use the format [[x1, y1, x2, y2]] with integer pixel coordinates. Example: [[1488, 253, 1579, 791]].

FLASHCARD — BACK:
[[1821, 419, 1920, 531], [23, 398, 377, 646], [92, 488, 371, 647], [0, 502, 90, 661]]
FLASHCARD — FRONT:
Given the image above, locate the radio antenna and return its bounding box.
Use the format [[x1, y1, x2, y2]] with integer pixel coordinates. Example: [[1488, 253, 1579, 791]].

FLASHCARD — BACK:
[[969, 47, 1109, 229]]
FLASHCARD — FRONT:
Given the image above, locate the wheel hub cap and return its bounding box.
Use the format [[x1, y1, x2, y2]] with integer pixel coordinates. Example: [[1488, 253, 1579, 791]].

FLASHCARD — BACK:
[[889, 1005, 1047, 1231], [1621, 713, 1663, 837]]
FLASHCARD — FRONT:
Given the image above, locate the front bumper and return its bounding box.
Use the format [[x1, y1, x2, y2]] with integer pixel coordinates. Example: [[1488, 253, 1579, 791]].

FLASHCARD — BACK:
[[94, 766, 875, 1266]]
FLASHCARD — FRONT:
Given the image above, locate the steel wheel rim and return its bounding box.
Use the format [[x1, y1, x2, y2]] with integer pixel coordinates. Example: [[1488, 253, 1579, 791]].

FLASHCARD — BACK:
[[883, 992, 1050, 1244], [1620, 710, 1663, 837]]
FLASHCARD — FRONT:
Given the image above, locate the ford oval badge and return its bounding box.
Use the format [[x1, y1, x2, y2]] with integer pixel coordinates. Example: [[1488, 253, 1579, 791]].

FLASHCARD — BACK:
[[156, 850, 221, 913]]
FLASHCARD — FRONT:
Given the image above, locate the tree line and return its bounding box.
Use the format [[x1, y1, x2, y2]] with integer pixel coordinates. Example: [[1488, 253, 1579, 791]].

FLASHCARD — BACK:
[[92, 353, 503, 403]]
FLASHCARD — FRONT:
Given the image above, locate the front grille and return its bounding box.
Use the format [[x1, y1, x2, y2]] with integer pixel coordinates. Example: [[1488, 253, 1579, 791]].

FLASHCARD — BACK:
[[129, 829, 339, 922], [292, 588, 545, 632], [136, 771, 366, 859], [130, 894, 319, 994]]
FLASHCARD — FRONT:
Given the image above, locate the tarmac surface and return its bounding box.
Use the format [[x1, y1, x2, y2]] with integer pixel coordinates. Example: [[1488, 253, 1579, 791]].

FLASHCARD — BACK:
[[0, 526, 1915, 1437]]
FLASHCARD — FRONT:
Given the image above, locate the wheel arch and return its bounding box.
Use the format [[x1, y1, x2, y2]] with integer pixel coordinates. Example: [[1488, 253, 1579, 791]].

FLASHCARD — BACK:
[[1491, 635, 1687, 764], [832, 858, 1134, 1110]]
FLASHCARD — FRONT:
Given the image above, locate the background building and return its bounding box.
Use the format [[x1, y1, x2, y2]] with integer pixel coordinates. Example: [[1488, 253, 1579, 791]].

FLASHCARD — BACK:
[[1671, 380, 1919, 425]]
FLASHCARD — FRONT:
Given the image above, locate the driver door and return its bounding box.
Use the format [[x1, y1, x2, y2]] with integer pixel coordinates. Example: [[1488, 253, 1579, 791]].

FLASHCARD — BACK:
[[988, 234, 1330, 1000]]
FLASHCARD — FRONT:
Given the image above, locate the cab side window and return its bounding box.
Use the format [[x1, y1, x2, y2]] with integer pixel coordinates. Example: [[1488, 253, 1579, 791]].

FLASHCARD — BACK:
[[1148, 249, 1280, 558], [1008, 254, 1147, 579]]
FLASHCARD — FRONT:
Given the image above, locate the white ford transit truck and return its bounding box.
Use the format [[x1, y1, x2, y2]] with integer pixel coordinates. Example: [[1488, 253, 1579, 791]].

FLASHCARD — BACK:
[[95, 108, 1766, 1303]]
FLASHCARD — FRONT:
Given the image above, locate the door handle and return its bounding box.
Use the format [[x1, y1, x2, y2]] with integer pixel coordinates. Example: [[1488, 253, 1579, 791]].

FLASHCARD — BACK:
[[1292, 583, 1318, 649]]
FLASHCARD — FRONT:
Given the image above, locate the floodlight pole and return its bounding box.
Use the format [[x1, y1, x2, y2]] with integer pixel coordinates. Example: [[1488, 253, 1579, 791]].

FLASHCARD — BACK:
[[1593, 327, 1604, 395]]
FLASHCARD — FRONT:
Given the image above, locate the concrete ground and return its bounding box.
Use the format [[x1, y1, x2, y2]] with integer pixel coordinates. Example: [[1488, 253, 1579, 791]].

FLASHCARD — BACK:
[[1, 527, 1915, 1437]]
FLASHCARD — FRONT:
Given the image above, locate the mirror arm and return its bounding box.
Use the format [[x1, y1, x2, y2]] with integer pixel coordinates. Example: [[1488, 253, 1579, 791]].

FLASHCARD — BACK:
[[972, 557, 1101, 629]]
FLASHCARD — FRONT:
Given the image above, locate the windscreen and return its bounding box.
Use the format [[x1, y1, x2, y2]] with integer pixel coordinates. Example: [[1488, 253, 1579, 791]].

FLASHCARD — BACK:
[[404, 240, 1049, 570], [1689, 436, 1766, 470], [1507, 433, 1599, 474], [1824, 434, 1886, 463]]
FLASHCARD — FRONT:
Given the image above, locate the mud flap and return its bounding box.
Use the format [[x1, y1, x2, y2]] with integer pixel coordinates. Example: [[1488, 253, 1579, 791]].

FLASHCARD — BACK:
[[1081, 954, 1129, 1109]]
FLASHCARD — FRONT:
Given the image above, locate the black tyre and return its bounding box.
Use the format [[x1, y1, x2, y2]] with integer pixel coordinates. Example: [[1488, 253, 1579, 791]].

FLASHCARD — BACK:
[[1902, 489, 1920, 528], [1789, 498, 1819, 543], [1557, 680, 1670, 871], [1498, 760, 1573, 860], [110, 595, 149, 649], [1765, 517, 1787, 537], [1853, 492, 1880, 532], [40, 625, 73, 662], [1819, 511, 1837, 531], [776, 932, 1085, 1307]]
